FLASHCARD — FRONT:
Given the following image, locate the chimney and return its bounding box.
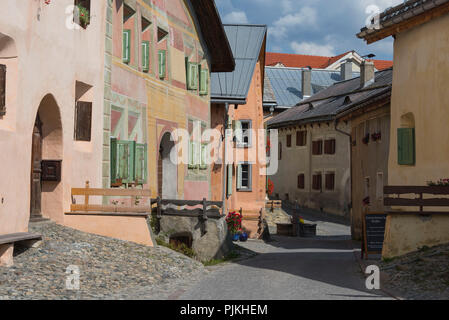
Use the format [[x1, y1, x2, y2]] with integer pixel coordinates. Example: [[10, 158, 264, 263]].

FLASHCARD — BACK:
[[360, 60, 375, 88], [340, 60, 353, 81], [302, 67, 312, 99]]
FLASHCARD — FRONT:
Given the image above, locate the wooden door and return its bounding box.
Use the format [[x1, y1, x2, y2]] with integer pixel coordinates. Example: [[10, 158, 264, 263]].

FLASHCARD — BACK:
[[30, 115, 43, 218]]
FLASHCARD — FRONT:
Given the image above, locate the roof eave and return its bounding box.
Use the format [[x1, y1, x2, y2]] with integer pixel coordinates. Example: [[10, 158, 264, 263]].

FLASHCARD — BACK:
[[190, 0, 235, 72]]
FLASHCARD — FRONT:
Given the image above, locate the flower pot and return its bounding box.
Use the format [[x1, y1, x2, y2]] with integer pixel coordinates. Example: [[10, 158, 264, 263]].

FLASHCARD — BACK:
[[232, 234, 240, 241], [239, 232, 248, 242]]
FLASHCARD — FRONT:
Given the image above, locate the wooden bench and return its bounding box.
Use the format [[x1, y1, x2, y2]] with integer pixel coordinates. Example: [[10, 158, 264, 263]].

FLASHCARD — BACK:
[[66, 181, 152, 216], [0, 232, 42, 266], [0, 232, 42, 246], [384, 186, 449, 215]]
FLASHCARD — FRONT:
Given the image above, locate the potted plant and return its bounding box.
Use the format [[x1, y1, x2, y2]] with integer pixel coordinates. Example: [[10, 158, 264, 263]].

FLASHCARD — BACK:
[[226, 211, 242, 241], [267, 179, 274, 196], [239, 229, 248, 242], [362, 133, 370, 145], [371, 132, 381, 142], [427, 178, 449, 186], [74, 4, 90, 28]]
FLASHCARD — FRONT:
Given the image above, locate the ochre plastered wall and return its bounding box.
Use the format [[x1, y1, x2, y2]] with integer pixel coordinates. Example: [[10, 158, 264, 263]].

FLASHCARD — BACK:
[[383, 13, 449, 257]]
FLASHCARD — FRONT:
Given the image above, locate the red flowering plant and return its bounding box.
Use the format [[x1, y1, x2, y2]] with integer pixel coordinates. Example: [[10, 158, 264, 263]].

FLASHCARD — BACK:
[[427, 178, 449, 187], [266, 136, 271, 155], [226, 211, 242, 235], [267, 178, 274, 196], [371, 132, 381, 141]]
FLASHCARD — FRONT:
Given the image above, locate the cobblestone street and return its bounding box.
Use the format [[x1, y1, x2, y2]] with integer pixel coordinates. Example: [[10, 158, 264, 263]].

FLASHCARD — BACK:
[[0, 221, 207, 300]]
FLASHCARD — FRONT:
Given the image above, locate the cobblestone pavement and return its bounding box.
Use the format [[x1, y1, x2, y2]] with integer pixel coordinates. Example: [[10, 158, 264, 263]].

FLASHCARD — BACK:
[[0, 221, 206, 300], [378, 243, 449, 300], [178, 217, 391, 300]]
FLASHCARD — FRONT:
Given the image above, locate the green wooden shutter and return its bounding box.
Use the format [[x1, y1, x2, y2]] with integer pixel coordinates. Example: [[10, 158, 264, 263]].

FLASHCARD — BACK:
[[142, 41, 150, 72], [158, 50, 166, 79], [188, 140, 195, 169], [193, 141, 200, 168], [200, 143, 207, 170], [117, 140, 136, 183], [123, 30, 131, 64], [237, 164, 242, 190], [398, 128, 415, 165], [135, 143, 147, 184], [110, 138, 117, 185], [199, 68, 208, 95], [234, 120, 243, 145], [227, 164, 233, 197], [187, 62, 198, 90]]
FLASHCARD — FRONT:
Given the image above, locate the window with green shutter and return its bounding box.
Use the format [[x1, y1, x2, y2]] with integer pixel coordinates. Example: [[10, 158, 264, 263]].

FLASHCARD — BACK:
[[186, 60, 198, 90], [237, 163, 252, 191], [135, 143, 147, 184], [123, 29, 131, 64], [199, 67, 208, 95], [141, 41, 150, 72], [158, 50, 166, 79], [397, 128, 415, 165], [110, 139, 136, 185], [188, 140, 201, 169], [200, 143, 208, 170]]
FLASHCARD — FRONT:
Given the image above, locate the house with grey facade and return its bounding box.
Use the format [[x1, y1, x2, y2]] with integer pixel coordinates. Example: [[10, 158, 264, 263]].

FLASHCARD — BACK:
[[267, 61, 392, 221]]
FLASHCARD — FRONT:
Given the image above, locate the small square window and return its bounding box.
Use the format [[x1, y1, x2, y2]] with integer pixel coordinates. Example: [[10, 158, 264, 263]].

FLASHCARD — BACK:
[[237, 163, 252, 191]]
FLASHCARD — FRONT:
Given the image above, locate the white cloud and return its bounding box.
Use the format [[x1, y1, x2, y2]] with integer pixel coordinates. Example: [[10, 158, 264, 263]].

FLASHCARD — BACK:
[[269, 7, 317, 39], [290, 41, 336, 57], [223, 11, 249, 24], [281, 0, 293, 14]]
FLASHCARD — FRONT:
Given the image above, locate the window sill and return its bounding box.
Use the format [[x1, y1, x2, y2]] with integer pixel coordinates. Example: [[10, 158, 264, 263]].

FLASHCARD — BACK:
[[237, 189, 253, 192]]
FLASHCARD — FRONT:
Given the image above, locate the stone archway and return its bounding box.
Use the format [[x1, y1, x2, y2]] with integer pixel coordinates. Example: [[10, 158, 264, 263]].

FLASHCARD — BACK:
[[30, 94, 63, 222], [158, 132, 177, 199]]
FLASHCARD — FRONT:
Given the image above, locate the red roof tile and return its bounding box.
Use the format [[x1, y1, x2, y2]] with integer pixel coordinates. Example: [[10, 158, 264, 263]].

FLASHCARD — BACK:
[[266, 52, 393, 71]]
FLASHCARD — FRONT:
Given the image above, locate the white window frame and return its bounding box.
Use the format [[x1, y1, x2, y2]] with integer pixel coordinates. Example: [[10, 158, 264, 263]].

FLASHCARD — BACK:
[[237, 162, 252, 192]]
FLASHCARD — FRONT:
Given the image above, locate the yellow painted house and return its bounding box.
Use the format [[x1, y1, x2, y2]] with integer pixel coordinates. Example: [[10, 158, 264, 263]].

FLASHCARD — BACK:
[[358, 0, 449, 257], [104, 0, 234, 201]]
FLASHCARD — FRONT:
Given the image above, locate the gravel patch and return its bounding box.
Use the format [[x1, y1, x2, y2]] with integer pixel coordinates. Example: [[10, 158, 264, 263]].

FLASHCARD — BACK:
[[0, 221, 206, 300], [380, 243, 449, 300]]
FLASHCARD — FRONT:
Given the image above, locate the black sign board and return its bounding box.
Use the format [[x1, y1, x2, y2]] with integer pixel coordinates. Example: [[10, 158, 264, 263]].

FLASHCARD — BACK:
[[362, 212, 387, 259]]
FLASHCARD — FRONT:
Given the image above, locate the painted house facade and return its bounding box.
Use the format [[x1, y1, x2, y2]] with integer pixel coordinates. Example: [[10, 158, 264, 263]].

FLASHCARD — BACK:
[[0, 0, 107, 264], [102, 0, 233, 202], [210, 24, 268, 237], [358, 0, 449, 257]]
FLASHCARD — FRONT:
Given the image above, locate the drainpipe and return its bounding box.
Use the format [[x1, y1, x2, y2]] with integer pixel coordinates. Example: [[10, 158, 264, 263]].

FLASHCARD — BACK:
[[334, 119, 353, 225], [222, 102, 229, 216]]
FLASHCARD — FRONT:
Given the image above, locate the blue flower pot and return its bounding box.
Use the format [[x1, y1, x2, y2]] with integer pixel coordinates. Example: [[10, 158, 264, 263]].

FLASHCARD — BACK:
[[239, 232, 248, 242], [232, 234, 240, 241]]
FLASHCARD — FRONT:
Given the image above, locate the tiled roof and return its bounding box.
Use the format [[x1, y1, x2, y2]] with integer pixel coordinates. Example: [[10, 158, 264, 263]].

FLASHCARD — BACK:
[[211, 24, 267, 104], [358, 0, 449, 42], [264, 67, 359, 108], [267, 68, 393, 128], [266, 52, 393, 71]]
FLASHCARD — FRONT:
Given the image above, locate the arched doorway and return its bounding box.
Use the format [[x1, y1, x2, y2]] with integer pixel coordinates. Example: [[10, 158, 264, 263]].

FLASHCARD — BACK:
[[30, 94, 63, 222], [158, 132, 177, 199]]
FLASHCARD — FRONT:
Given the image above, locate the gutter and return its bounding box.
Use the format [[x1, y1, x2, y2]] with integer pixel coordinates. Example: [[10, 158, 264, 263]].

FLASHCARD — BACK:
[[211, 98, 247, 105], [334, 119, 353, 223], [222, 103, 230, 216]]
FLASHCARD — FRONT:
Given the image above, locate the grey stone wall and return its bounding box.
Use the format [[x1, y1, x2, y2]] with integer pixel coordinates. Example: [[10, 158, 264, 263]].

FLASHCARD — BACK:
[[156, 215, 233, 262]]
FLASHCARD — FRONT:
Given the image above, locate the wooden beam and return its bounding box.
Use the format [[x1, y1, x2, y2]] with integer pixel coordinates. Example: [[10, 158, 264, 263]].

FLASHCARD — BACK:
[[71, 188, 152, 197]]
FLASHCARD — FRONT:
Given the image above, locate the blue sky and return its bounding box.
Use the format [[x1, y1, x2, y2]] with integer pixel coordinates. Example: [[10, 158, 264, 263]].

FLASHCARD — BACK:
[[216, 0, 403, 60]]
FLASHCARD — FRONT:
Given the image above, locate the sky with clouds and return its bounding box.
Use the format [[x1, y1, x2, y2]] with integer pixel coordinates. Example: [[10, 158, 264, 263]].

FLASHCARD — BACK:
[[216, 0, 404, 60]]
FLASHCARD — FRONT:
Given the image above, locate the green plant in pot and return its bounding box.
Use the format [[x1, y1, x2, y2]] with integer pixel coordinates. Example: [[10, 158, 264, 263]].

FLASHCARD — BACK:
[[75, 5, 90, 28]]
